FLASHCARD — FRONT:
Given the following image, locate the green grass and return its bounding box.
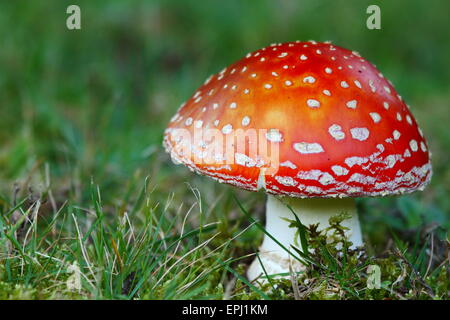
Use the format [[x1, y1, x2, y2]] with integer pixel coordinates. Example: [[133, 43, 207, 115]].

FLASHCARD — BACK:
[[0, 0, 449, 299]]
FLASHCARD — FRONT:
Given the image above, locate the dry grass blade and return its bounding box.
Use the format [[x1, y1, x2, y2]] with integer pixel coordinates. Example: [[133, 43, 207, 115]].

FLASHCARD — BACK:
[[289, 263, 301, 300]]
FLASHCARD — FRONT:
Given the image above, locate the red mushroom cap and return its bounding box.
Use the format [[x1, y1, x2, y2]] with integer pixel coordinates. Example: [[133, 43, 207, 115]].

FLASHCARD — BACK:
[[164, 41, 432, 198]]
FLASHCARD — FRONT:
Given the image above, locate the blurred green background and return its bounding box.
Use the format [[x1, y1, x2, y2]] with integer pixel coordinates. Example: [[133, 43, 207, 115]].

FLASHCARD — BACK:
[[0, 0, 449, 246]]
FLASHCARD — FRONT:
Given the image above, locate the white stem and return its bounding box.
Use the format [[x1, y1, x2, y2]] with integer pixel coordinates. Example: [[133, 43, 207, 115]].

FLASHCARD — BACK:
[[247, 195, 363, 282]]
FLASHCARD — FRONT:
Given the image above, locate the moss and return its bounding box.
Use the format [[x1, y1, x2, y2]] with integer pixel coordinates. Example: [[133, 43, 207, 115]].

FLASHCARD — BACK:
[[229, 213, 449, 300]]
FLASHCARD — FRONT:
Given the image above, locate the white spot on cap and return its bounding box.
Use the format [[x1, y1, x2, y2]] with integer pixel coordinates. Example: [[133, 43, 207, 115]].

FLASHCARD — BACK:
[[275, 176, 297, 187], [280, 161, 297, 169], [300, 54, 308, 60], [195, 120, 203, 128], [325, 67, 332, 74], [420, 141, 427, 152], [214, 120, 219, 126], [204, 76, 213, 85], [264, 83, 272, 89], [354, 80, 362, 88], [229, 102, 237, 109], [296, 170, 335, 186], [185, 117, 193, 126], [396, 113, 402, 121], [271, 71, 279, 77], [213, 103, 219, 109], [384, 86, 391, 93], [242, 116, 250, 126], [328, 124, 345, 140], [222, 124, 233, 134], [285, 80, 293, 86], [348, 173, 376, 185], [404, 149, 411, 158], [235, 153, 256, 167], [293, 142, 324, 154], [316, 49, 322, 54], [297, 170, 323, 181], [305, 186, 323, 194], [383, 102, 389, 110], [350, 127, 370, 141], [266, 129, 283, 142], [340, 81, 349, 88], [409, 139, 418, 152], [406, 115, 413, 125], [393, 130, 401, 140], [323, 89, 331, 96], [331, 165, 349, 176], [319, 173, 335, 185], [244, 89, 250, 94], [278, 52, 288, 58], [345, 156, 368, 168], [370, 112, 381, 123], [376, 144, 385, 152], [369, 80, 376, 92], [384, 155, 400, 169], [346, 100, 357, 109], [307, 99, 320, 108], [170, 113, 180, 122], [303, 76, 316, 84]]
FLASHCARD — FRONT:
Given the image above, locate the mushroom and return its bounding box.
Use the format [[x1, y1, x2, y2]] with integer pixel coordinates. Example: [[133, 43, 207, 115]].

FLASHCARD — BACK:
[[163, 41, 432, 282]]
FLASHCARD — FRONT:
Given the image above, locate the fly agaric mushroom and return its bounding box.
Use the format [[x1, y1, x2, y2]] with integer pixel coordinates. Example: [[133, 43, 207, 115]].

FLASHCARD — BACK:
[[163, 41, 432, 282]]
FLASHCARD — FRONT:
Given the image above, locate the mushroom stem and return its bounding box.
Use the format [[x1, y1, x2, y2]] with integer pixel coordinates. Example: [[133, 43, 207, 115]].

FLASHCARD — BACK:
[[247, 195, 363, 282]]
